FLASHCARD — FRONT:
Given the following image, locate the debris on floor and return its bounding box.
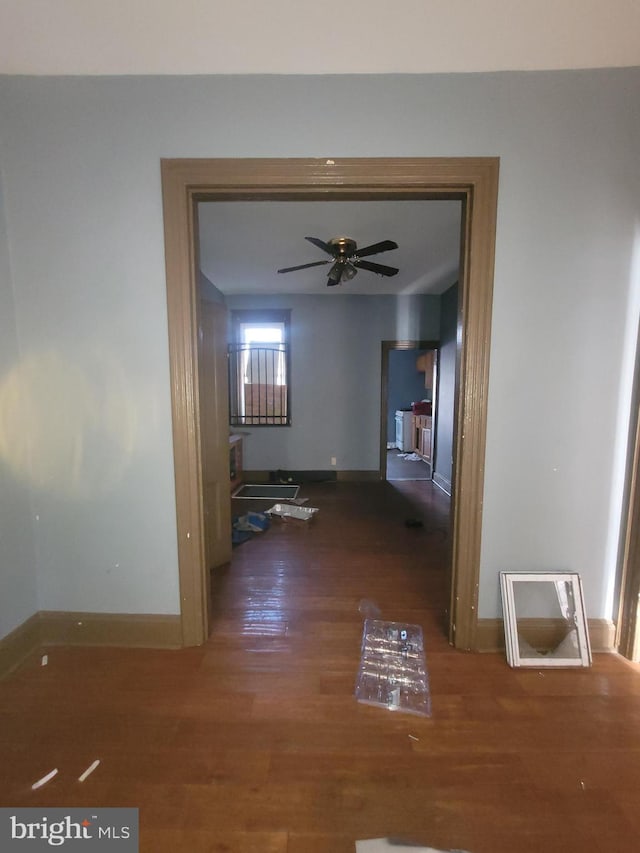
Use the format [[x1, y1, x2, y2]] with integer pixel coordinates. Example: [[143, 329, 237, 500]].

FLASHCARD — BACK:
[[358, 598, 382, 619], [78, 759, 101, 782], [397, 452, 423, 462], [265, 504, 319, 522], [31, 768, 58, 790], [232, 512, 271, 546], [270, 468, 337, 484], [355, 619, 432, 717]]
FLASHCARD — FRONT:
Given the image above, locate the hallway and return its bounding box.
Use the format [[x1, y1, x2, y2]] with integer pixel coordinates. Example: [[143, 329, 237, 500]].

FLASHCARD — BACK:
[[222, 480, 451, 646]]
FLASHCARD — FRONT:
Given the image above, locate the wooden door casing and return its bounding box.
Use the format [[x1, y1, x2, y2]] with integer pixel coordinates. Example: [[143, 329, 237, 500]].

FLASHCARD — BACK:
[[198, 299, 232, 629]]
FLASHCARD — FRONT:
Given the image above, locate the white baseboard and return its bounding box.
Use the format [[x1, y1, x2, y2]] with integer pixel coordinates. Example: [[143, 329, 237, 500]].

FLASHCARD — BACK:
[[432, 472, 452, 495]]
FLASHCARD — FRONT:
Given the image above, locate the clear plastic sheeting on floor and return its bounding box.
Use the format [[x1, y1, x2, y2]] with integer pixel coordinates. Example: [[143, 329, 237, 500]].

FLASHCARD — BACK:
[[355, 620, 432, 717]]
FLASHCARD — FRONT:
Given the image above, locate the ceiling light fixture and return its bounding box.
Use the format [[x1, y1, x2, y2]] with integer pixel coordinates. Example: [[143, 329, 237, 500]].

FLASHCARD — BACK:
[[342, 263, 358, 282], [278, 235, 399, 287]]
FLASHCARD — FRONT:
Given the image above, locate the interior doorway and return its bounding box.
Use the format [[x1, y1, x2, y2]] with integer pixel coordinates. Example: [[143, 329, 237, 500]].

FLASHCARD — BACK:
[[161, 157, 499, 651], [380, 340, 438, 483]]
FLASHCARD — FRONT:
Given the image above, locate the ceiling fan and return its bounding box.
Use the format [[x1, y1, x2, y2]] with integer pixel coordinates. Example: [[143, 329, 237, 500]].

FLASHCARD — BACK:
[[277, 236, 399, 287]]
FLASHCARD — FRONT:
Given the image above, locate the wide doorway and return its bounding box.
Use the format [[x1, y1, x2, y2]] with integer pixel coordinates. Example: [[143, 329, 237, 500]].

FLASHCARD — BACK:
[[161, 157, 499, 650]]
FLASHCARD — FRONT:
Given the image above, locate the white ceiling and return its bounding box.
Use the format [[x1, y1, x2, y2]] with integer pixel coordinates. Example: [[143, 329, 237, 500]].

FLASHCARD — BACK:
[[1, 1, 639, 75], [197, 199, 462, 296]]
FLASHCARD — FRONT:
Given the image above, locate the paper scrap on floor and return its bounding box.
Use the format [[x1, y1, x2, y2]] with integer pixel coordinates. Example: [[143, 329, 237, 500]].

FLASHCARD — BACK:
[[356, 841, 471, 852]]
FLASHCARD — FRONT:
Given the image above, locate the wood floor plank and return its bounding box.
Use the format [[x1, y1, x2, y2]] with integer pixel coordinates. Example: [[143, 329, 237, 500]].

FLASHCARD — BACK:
[[1, 481, 640, 852], [142, 829, 288, 853]]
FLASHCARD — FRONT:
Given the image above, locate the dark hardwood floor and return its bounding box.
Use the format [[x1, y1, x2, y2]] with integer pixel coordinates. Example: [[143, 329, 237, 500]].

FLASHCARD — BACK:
[[2, 481, 640, 852], [385, 448, 432, 481]]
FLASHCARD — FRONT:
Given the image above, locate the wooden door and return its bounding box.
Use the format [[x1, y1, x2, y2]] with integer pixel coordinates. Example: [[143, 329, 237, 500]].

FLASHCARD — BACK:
[[198, 298, 232, 629], [419, 419, 432, 463]]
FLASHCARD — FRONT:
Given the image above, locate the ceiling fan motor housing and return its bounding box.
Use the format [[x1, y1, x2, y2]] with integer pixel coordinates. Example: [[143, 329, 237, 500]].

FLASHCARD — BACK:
[[329, 237, 357, 258]]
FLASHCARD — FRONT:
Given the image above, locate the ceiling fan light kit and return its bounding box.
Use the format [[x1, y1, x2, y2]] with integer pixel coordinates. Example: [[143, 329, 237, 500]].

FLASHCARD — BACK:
[[277, 235, 399, 287]]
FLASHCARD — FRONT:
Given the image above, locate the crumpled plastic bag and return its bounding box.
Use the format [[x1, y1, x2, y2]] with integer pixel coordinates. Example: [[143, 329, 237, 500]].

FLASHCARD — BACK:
[[233, 512, 270, 533], [232, 512, 271, 545]]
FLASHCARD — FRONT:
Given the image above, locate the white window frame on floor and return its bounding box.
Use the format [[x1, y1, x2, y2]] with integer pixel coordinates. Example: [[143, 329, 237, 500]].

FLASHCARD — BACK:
[[500, 571, 592, 668]]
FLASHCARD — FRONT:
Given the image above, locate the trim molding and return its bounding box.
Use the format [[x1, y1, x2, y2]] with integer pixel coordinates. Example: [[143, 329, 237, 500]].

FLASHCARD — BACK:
[[476, 617, 616, 654], [242, 470, 270, 483], [0, 613, 42, 680], [242, 470, 380, 483], [336, 470, 380, 482], [39, 612, 183, 649], [0, 612, 182, 679], [616, 335, 640, 659], [433, 472, 452, 496], [161, 157, 499, 651]]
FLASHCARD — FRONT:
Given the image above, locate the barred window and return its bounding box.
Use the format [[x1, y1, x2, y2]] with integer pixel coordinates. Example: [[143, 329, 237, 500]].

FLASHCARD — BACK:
[[228, 310, 291, 426]]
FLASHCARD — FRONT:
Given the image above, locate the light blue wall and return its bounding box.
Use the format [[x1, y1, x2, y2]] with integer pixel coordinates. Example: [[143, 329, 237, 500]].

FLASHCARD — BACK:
[[226, 293, 440, 471], [0, 174, 39, 637], [0, 69, 638, 626]]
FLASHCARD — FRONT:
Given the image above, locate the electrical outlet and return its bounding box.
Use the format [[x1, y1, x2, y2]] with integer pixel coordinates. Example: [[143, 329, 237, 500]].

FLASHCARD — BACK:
[[330, 457, 337, 466]]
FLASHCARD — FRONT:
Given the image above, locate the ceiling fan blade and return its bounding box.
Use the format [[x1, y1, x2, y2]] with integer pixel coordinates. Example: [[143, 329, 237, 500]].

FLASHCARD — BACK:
[[353, 239, 398, 259], [326, 261, 344, 286], [305, 236, 336, 256], [277, 260, 330, 274], [354, 259, 399, 277]]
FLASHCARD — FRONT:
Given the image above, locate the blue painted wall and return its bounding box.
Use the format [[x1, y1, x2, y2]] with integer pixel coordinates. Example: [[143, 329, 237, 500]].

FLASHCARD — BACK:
[[387, 348, 434, 443], [0, 69, 638, 621]]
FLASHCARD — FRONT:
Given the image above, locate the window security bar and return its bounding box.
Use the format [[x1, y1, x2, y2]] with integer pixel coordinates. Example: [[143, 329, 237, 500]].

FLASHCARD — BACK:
[[228, 342, 290, 426]]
